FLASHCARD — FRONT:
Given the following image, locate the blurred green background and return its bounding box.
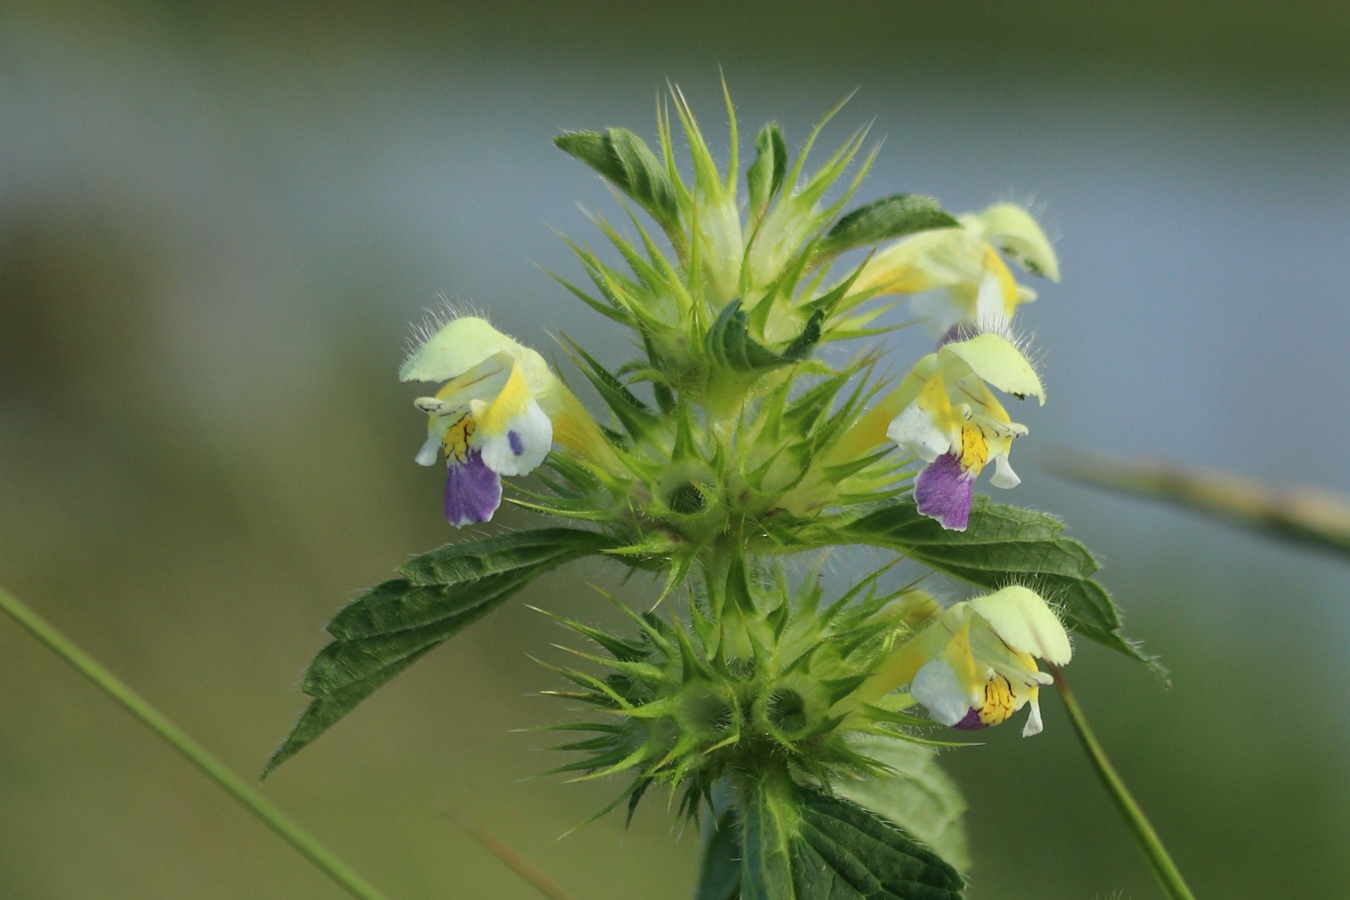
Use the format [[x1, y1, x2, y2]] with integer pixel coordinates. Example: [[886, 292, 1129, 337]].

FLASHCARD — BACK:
[[3, 2, 1349, 897]]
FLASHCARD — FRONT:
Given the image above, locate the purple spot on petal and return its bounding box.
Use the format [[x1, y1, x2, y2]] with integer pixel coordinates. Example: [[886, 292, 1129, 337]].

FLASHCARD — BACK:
[[508, 430, 524, 456], [952, 708, 987, 730], [444, 450, 502, 526], [915, 452, 974, 531]]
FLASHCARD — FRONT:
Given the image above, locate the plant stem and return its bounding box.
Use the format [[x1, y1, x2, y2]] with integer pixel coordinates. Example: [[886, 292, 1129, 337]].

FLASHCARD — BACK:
[[1050, 665, 1195, 900], [443, 809, 576, 900], [0, 584, 389, 900]]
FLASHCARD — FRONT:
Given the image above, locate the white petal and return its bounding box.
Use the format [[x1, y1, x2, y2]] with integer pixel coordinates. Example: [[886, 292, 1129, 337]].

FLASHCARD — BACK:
[[969, 586, 1072, 665], [973, 272, 1011, 334], [414, 433, 440, 467], [989, 453, 1021, 489], [1021, 699, 1045, 737], [478, 398, 552, 476], [911, 659, 977, 727], [910, 290, 965, 339], [886, 406, 952, 462]]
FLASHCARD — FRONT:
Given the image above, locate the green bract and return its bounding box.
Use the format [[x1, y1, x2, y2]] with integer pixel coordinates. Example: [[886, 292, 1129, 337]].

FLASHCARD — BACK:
[[270, 86, 1155, 898]]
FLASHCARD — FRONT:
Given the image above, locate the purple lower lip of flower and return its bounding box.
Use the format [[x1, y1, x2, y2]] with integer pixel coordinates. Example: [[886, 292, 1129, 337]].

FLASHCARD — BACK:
[[444, 450, 503, 526], [508, 430, 524, 456], [952, 708, 988, 730], [915, 452, 974, 531]]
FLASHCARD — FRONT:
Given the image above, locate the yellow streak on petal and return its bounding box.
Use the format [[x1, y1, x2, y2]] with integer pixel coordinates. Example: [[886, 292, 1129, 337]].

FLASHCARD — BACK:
[[917, 371, 964, 435], [976, 675, 1018, 726], [968, 379, 1013, 424], [983, 244, 1021, 317], [433, 352, 513, 407], [476, 364, 531, 438], [537, 384, 624, 474], [958, 423, 989, 475], [441, 413, 475, 464], [941, 618, 982, 699], [849, 228, 967, 297]]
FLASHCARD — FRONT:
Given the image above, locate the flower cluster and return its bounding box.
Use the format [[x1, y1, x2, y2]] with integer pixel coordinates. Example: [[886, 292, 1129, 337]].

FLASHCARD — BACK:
[[544, 573, 1071, 822], [402, 177, 1054, 540], [264, 85, 1155, 899], [392, 92, 1073, 839]]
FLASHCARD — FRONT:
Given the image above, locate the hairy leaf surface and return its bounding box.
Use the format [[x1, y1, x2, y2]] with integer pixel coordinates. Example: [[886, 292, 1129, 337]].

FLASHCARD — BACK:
[[264, 528, 617, 776], [555, 128, 679, 228], [694, 806, 744, 900], [819, 194, 959, 256], [834, 738, 970, 874], [740, 778, 964, 899], [707, 299, 824, 373], [747, 123, 788, 221]]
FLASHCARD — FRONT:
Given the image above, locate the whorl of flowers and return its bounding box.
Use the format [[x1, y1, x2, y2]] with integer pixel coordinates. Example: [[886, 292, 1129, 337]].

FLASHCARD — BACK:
[[273, 86, 1149, 899], [391, 89, 1071, 819]]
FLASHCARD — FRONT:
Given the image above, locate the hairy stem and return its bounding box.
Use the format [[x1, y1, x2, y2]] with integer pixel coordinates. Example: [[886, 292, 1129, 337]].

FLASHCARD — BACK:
[[1051, 665, 1195, 900], [0, 584, 388, 900]]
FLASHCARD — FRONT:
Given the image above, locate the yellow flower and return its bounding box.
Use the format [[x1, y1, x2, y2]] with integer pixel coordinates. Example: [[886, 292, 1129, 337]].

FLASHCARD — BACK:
[[850, 203, 1058, 338], [401, 316, 559, 525], [873, 586, 1071, 737], [885, 334, 1042, 530]]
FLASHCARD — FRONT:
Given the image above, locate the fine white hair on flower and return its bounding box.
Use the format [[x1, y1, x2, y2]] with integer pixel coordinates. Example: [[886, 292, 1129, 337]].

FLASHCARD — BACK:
[[404, 295, 488, 364], [1000, 577, 1075, 655], [994, 189, 1062, 248], [969, 316, 1047, 398], [1008, 325, 1048, 391]]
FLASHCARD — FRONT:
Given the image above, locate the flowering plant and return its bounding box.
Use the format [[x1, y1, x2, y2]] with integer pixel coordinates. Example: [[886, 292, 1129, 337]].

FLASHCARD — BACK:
[[265, 89, 1170, 898]]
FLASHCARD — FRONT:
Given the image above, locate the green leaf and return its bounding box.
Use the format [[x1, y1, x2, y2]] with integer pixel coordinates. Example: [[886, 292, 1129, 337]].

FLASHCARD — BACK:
[[795, 789, 964, 899], [747, 123, 788, 222], [394, 526, 619, 592], [555, 128, 679, 229], [706, 299, 824, 373], [694, 806, 743, 900], [833, 737, 970, 874], [262, 644, 436, 779], [739, 774, 964, 899], [840, 498, 1161, 674], [819, 194, 958, 256], [740, 777, 796, 900], [301, 570, 541, 697], [264, 528, 617, 777]]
